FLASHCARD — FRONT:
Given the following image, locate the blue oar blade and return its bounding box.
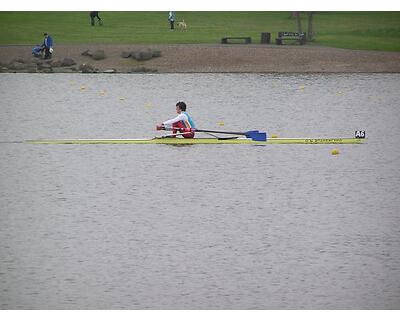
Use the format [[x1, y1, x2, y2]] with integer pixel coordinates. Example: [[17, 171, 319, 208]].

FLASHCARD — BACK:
[[245, 131, 267, 141]]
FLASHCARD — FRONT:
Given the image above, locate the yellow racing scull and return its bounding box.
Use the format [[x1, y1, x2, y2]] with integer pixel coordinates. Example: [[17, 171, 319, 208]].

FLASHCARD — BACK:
[[26, 137, 365, 145]]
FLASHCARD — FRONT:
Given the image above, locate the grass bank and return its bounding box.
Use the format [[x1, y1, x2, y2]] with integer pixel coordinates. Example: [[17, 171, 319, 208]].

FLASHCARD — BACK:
[[0, 11, 399, 51]]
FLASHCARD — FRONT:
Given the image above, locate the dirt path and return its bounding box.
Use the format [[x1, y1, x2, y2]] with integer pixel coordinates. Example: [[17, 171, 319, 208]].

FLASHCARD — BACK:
[[1, 44, 400, 73]]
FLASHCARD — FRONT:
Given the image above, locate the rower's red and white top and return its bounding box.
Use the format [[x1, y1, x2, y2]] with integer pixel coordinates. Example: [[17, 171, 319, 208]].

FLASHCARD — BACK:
[[162, 112, 196, 129]]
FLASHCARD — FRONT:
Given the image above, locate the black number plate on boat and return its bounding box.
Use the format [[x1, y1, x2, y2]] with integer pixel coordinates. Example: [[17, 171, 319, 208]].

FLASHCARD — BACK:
[[355, 130, 366, 139]]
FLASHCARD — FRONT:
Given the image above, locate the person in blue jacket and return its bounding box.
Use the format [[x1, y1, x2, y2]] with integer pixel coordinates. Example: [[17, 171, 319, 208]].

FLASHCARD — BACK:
[[42, 33, 53, 59]]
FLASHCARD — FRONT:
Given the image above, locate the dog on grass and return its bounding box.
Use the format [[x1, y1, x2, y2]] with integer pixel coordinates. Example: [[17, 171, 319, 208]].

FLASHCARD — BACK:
[[177, 20, 187, 30]]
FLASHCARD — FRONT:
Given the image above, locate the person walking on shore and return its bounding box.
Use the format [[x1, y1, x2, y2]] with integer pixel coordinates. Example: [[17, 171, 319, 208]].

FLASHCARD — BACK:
[[168, 11, 176, 31], [90, 11, 103, 26], [42, 33, 53, 59]]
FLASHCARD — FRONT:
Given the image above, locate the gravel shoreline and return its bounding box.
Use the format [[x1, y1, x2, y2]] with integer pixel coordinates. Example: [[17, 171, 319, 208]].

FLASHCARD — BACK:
[[1, 44, 400, 73]]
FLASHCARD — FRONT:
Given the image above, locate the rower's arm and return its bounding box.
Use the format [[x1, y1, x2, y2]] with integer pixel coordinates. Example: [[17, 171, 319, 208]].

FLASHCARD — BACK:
[[162, 114, 185, 126]]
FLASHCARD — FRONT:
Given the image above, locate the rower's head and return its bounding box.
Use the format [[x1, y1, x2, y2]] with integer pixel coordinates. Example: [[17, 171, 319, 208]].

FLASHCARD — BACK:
[[176, 101, 186, 113]]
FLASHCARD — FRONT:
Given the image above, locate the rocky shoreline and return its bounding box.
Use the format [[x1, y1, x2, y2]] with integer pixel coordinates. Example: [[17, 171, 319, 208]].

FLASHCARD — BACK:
[[1, 44, 400, 73], [0, 47, 162, 74]]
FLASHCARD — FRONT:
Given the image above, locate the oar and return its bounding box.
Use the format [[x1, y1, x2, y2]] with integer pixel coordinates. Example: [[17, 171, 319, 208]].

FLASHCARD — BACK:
[[159, 132, 240, 140], [163, 127, 267, 141], [195, 129, 266, 141], [202, 132, 240, 140]]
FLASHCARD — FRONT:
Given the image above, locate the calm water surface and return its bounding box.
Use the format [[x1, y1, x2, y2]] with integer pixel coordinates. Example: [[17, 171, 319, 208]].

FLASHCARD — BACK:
[[0, 73, 399, 309]]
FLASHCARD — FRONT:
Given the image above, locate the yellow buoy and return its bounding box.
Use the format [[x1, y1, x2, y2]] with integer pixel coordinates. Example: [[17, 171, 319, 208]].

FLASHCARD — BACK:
[[99, 90, 106, 96], [217, 121, 225, 126], [299, 85, 305, 90], [119, 97, 125, 101], [80, 86, 86, 90], [271, 134, 278, 138], [331, 149, 340, 155]]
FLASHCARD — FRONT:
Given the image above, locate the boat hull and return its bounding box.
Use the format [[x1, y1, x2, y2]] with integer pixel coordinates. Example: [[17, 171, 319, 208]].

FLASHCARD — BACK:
[[26, 137, 365, 145]]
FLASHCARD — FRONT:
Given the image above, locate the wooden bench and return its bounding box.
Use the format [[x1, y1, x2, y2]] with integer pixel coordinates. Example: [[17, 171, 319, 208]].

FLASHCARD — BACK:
[[221, 37, 252, 44], [275, 32, 306, 45]]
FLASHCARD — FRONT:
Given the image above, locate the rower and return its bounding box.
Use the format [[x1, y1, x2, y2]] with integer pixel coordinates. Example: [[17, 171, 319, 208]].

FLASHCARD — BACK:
[[156, 101, 196, 138]]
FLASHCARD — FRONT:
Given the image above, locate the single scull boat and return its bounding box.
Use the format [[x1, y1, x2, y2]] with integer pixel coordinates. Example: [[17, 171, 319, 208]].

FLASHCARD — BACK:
[[26, 137, 364, 145]]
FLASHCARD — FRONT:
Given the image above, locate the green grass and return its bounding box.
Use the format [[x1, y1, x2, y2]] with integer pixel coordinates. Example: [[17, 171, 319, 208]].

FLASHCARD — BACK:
[[313, 12, 400, 51], [0, 11, 399, 51]]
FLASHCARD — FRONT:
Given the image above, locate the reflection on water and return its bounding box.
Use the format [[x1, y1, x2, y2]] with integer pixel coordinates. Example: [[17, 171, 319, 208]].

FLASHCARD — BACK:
[[0, 73, 400, 309]]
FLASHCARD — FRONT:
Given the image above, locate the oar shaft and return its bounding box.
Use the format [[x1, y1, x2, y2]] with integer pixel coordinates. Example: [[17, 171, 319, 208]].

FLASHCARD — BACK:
[[163, 127, 246, 136], [161, 127, 266, 141], [194, 129, 246, 135]]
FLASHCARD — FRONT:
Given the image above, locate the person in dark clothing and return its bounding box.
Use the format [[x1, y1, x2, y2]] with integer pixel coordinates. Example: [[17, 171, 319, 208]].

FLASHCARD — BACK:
[[168, 11, 176, 30], [90, 11, 103, 26], [42, 33, 53, 59]]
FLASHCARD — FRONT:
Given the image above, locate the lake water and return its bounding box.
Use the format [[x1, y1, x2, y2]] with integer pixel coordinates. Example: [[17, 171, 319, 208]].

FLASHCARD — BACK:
[[0, 73, 399, 309]]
